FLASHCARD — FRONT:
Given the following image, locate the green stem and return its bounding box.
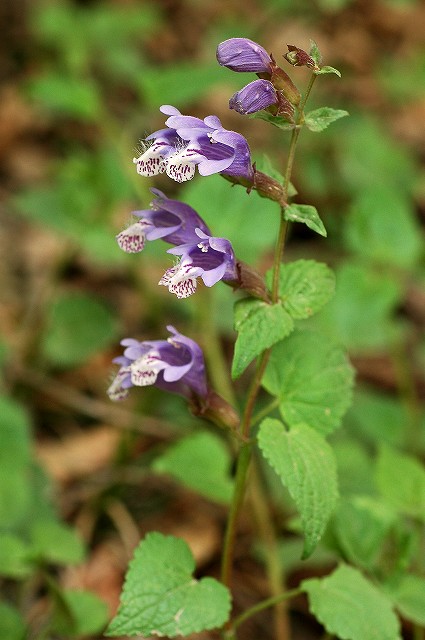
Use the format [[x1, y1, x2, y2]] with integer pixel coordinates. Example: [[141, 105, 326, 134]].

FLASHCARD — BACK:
[[229, 588, 302, 633], [252, 397, 280, 427], [271, 72, 317, 303], [249, 460, 290, 640], [221, 441, 253, 587], [220, 71, 318, 629]]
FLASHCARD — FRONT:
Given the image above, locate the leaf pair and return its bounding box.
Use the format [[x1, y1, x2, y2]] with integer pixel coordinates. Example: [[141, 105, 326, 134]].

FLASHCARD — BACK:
[[232, 259, 335, 379]]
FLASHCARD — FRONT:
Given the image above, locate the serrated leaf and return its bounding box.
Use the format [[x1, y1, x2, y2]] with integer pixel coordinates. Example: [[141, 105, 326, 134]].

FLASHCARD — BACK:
[[52, 590, 109, 637], [152, 432, 233, 504], [376, 445, 425, 521], [316, 65, 342, 77], [305, 107, 348, 132], [284, 203, 327, 236], [266, 260, 335, 319], [262, 330, 354, 435], [303, 565, 401, 640], [387, 575, 425, 625], [42, 292, 119, 368], [251, 111, 295, 130], [258, 419, 338, 558], [232, 299, 293, 379], [106, 532, 231, 637], [30, 521, 86, 565]]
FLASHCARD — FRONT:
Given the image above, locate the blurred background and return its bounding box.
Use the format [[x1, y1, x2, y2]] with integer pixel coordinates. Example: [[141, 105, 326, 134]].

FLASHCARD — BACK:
[[1, 0, 425, 638]]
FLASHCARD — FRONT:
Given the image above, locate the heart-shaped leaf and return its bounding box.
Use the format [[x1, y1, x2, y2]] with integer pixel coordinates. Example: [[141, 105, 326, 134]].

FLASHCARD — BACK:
[[262, 330, 354, 435], [258, 419, 338, 558], [106, 532, 231, 637], [303, 565, 401, 640]]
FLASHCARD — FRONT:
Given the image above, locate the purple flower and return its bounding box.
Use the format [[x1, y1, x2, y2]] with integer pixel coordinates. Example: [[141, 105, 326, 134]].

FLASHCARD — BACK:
[[133, 106, 183, 177], [108, 325, 207, 401], [116, 188, 211, 253], [216, 38, 272, 74], [133, 106, 254, 184], [229, 78, 278, 115], [158, 229, 238, 299]]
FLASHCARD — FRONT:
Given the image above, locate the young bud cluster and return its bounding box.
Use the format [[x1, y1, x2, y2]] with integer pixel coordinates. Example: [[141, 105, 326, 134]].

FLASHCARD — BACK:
[[216, 37, 306, 118]]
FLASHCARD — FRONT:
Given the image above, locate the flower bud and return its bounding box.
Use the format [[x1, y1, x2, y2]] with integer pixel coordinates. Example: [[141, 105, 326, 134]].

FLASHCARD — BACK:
[[216, 38, 272, 74], [229, 79, 278, 115], [284, 45, 317, 69]]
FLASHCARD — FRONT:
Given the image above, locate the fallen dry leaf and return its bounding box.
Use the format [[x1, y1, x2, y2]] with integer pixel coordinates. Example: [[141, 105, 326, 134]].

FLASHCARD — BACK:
[[35, 425, 121, 483]]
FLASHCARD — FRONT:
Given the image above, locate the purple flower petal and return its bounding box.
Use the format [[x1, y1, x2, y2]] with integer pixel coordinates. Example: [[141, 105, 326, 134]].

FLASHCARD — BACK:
[[229, 79, 277, 115], [216, 38, 272, 73]]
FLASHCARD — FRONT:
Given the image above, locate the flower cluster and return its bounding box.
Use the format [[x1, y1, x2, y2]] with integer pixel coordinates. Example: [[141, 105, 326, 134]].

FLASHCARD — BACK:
[[108, 325, 207, 402], [133, 105, 253, 185], [159, 229, 238, 299], [109, 36, 300, 417], [216, 37, 300, 118], [116, 188, 211, 253]]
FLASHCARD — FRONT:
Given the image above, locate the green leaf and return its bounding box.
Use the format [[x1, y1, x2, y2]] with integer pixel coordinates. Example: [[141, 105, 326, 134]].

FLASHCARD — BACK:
[[376, 445, 425, 521], [314, 261, 403, 352], [140, 63, 231, 108], [0, 396, 32, 527], [303, 565, 401, 640], [344, 185, 422, 269], [316, 65, 342, 77], [333, 496, 397, 570], [262, 330, 354, 435], [25, 73, 101, 121], [152, 432, 233, 504], [345, 389, 409, 448], [250, 111, 295, 130], [333, 438, 375, 496], [0, 533, 32, 578], [284, 203, 327, 237], [305, 107, 348, 132], [258, 419, 338, 558], [266, 260, 335, 319], [30, 521, 86, 565], [0, 602, 27, 640], [232, 299, 293, 379], [339, 117, 417, 195], [182, 174, 279, 263], [309, 40, 322, 66], [106, 532, 231, 637], [42, 292, 119, 368], [387, 575, 425, 625], [52, 590, 109, 637]]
